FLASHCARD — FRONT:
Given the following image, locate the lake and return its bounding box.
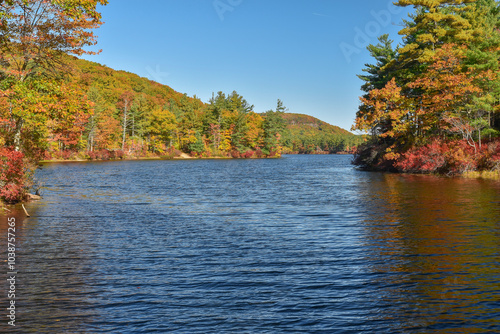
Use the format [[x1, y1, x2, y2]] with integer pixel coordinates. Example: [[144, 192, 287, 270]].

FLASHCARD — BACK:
[[1, 155, 500, 333]]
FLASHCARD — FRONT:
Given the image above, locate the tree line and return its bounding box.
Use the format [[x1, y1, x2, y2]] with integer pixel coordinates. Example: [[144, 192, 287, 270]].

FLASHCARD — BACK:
[[71, 58, 288, 160]]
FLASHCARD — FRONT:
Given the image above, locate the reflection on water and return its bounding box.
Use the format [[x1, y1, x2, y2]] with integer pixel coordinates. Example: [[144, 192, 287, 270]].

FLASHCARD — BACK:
[[0, 156, 499, 333], [360, 173, 500, 333]]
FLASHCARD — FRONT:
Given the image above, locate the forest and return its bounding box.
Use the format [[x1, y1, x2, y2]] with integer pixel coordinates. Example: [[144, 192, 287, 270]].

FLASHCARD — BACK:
[[353, 0, 500, 176]]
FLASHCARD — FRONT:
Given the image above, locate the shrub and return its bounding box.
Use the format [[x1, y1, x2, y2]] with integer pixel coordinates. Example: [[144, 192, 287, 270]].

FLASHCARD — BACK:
[[444, 140, 477, 174], [230, 150, 241, 158], [255, 148, 263, 158], [395, 139, 447, 173], [109, 150, 125, 160], [394, 139, 500, 175], [98, 149, 111, 160], [243, 150, 254, 159], [86, 149, 112, 160], [43, 151, 53, 160], [160, 147, 182, 160], [0, 147, 26, 203]]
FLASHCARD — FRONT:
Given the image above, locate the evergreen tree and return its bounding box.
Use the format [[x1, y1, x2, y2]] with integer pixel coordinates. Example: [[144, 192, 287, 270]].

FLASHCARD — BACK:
[[356, 35, 399, 136], [262, 99, 286, 154]]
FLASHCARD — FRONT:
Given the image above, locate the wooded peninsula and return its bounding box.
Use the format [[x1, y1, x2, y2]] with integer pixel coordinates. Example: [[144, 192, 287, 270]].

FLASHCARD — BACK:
[[352, 0, 500, 177]]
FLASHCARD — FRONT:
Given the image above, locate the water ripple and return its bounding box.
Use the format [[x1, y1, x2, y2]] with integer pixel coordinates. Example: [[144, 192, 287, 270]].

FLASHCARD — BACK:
[[0, 155, 499, 333]]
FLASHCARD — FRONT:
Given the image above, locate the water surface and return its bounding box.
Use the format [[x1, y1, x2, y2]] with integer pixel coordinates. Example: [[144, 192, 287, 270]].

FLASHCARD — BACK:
[[1, 155, 499, 333]]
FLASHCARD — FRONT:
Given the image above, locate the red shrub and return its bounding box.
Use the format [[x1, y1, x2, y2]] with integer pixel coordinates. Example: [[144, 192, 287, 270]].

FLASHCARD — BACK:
[[479, 140, 500, 170], [109, 150, 125, 160], [492, 143, 500, 168], [243, 150, 254, 159], [230, 150, 241, 158], [98, 149, 111, 160], [394, 139, 496, 175], [445, 140, 478, 174], [50, 150, 74, 160], [86, 151, 96, 160], [395, 139, 447, 173], [43, 151, 53, 160], [86, 149, 113, 160], [62, 150, 73, 160], [255, 148, 263, 158], [0, 147, 26, 203]]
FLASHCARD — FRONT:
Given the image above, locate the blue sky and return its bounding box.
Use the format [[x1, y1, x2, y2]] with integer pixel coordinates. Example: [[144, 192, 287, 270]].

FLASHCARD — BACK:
[[83, 0, 412, 132]]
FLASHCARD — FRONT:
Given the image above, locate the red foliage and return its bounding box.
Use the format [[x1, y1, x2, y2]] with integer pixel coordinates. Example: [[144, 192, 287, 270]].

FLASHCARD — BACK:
[[255, 148, 263, 158], [60, 150, 73, 160], [109, 150, 125, 160], [242, 150, 254, 159], [231, 150, 241, 159], [395, 139, 500, 175], [0, 147, 26, 203], [395, 139, 448, 173], [86, 149, 126, 160]]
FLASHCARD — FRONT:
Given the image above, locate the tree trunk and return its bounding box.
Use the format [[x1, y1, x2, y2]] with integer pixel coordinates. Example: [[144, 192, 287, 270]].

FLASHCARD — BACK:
[[122, 102, 128, 151], [14, 119, 23, 152], [132, 114, 135, 138]]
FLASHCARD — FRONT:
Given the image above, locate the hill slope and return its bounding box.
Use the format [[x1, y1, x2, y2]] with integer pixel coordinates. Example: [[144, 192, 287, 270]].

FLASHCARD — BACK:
[[72, 57, 361, 155], [2, 54, 360, 159], [281, 113, 362, 153]]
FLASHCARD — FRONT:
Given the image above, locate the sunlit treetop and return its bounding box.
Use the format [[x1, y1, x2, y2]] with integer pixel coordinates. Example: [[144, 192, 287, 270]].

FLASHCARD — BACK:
[[0, 0, 108, 81], [395, 0, 477, 62]]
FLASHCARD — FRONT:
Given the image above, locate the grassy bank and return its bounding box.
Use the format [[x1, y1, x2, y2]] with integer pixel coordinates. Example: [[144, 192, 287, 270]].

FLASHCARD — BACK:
[[463, 170, 500, 180]]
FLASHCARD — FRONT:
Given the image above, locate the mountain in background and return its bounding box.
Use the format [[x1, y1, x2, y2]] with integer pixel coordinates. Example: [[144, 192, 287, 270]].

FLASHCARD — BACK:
[[281, 113, 362, 154]]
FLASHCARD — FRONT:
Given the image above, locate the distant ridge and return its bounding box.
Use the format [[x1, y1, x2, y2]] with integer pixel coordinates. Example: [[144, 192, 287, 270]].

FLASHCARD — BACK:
[[281, 113, 362, 154], [283, 113, 353, 135]]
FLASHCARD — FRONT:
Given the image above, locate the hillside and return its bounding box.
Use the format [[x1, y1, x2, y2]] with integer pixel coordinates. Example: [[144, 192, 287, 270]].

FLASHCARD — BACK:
[[2, 54, 361, 164], [73, 57, 203, 112], [281, 113, 362, 154], [71, 57, 361, 156]]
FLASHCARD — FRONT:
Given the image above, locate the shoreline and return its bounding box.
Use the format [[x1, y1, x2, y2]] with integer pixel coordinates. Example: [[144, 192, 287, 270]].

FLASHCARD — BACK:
[[39, 151, 354, 164], [38, 154, 282, 164], [356, 166, 500, 180]]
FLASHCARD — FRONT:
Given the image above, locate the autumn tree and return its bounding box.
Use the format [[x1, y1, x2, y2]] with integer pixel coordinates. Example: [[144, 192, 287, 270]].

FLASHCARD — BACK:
[[356, 34, 399, 136], [461, 0, 500, 135], [0, 0, 107, 201], [395, 0, 475, 64], [146, 107, 176, 152], [408, 44, 495, 148], [0, 0, 107, 153], [0, 78, 93, 158], [0, 0, 107, 81], [117, 91, 134, 150], [245, 112, 264, 149]]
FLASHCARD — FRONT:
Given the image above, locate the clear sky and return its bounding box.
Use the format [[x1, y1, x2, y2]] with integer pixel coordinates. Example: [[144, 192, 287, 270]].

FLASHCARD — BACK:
[[82, 0, 412, 132]]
